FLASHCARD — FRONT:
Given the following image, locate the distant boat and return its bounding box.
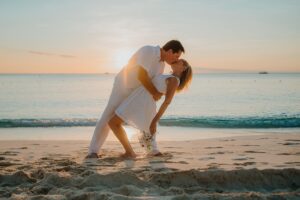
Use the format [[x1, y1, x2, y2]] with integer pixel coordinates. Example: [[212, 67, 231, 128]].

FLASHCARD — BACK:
[[259, 71, 268, 74]]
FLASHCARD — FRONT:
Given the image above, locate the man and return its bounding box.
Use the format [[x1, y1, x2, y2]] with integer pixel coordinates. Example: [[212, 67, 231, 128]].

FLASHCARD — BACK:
[[86, 40, 185, 158]]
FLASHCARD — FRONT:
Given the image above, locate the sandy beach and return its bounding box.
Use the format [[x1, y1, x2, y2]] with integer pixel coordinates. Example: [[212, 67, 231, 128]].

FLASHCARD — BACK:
[[0, 132, 299, 199]]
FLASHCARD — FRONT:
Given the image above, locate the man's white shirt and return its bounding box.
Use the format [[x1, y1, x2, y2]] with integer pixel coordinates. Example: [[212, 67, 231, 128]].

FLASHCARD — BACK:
[[116, 45, 165, 89]]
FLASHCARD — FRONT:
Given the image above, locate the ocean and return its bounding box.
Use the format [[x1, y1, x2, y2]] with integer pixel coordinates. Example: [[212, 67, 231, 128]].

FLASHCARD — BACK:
[[0, 73, 300, 140]]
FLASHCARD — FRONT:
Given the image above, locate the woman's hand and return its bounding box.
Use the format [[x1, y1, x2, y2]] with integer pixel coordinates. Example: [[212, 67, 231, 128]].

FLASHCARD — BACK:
[[150, 120, 157, 135]]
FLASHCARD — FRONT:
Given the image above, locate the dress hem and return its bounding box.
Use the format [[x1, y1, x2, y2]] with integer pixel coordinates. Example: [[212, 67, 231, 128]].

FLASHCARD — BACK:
[[115, 110, 149, 134]]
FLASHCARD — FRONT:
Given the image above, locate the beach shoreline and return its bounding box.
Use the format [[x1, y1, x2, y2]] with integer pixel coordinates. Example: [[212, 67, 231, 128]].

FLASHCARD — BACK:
[[1, 126, 299, 141]]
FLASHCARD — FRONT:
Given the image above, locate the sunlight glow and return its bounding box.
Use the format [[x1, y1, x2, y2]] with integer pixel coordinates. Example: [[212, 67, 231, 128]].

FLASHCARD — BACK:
[[124, 126, 139, 141], [113, 49, 135, 70]]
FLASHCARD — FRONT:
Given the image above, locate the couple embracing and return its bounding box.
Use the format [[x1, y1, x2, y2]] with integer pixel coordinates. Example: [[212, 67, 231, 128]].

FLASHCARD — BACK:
[[86, 40, 192, 159]]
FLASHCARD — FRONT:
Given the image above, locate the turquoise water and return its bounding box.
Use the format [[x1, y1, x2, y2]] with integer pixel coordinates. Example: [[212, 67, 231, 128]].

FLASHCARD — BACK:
[[0, 73, 300, 129]]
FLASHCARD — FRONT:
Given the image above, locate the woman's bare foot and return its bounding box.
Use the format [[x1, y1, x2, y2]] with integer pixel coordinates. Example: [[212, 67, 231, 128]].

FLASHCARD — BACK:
[[85, 153, 100, 159], [119, 152, 137, 159]]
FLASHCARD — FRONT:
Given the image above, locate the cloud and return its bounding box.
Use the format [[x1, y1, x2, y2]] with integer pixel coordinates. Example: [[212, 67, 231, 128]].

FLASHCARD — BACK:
[[28, 51, 76, 58]]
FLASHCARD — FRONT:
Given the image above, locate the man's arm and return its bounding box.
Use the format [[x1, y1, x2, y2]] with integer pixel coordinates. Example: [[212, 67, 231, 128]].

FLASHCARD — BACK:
[[137, 66, 162, 101]]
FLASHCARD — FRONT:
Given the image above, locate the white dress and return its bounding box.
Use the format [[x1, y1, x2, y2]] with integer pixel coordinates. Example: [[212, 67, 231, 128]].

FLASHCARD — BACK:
[[115, 74, 180, 153]]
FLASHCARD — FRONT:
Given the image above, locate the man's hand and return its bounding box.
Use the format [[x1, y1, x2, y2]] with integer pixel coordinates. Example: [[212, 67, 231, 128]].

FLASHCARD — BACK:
[[153, 91, 163, 101], [150, 120, 157, 135], [138, 67, 163, 101]]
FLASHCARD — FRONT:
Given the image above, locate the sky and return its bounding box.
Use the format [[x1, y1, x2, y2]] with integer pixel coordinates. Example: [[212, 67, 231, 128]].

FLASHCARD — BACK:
[[0, 0, 299, 73]]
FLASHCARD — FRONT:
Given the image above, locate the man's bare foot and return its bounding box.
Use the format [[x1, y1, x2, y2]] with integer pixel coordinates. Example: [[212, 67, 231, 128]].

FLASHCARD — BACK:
[[119, 152, 137, 159], [85, 153, 100, 159]]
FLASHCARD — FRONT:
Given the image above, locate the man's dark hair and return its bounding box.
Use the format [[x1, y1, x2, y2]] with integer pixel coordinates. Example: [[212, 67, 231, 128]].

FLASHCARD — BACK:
[[162, 40, 185, 53]]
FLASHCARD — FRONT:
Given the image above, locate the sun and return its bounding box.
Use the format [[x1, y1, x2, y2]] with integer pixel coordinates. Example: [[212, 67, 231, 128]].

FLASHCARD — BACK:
[[113, 49, 135, 70]]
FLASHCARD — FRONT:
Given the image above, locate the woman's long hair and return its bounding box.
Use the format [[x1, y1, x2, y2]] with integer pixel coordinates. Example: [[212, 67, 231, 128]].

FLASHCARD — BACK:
[[177, 59, 193, 92]]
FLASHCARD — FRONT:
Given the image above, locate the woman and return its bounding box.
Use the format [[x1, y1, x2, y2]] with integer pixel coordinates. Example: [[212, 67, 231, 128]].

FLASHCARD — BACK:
[[108, 59, 193, 158]]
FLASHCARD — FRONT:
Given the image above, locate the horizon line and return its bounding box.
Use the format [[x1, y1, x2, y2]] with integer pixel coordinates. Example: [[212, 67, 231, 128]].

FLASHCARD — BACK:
[[1, 71, 300, 75]]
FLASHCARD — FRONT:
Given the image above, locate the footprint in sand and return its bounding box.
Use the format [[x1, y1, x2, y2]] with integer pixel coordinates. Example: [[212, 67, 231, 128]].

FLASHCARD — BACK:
[[99, 156, 124, 164], [277, 153, 290, 155], [284, 162, 300, 165], [47, 153, 71, 158], [220, 139, 235, 142], [0, 151, 19, 156], [232, 157, 254, 161], [285, 139, 300, 142], [233, 162, 256, 166], [260, 162, 268, 165], [274, 164, 287, 168], [244, 150, 265, 154], [164, 160, 188, 164], [204, 146, 223, 149], [199, 157, 215, 160], [11, 147, 28, 150], [165, 151, 185, 155], [206, 163, 227, 170], [235, 166, 244, 170], [279, 142, 300, 146], [0, 161, 20, 167], [277, 152, 300, 155], [54, 158, 77, 166], [40, 157, 51, 160], [17, 165, 32, 170], [149, 160, 164, 164], [258, 137, 269, 140], [209, 151, 234, 155]]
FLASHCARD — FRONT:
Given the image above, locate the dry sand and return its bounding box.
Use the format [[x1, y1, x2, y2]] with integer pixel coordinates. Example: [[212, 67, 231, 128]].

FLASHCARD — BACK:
[[0, 133, 299, 199]]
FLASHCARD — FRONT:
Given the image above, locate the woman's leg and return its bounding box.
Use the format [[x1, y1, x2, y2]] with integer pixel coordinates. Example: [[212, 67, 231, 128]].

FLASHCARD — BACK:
[[108, 114, 137, 158]]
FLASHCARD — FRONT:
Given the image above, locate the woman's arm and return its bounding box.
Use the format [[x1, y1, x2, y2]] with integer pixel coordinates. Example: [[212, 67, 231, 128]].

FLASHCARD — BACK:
[[149, 77, 178, 134]]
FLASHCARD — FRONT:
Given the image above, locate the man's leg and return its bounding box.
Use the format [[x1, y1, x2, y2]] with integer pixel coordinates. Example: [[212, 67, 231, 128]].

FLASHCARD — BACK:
[[87, 80, 131, 156], [108, 114, 136, 158], [87, 110, 111, 156]]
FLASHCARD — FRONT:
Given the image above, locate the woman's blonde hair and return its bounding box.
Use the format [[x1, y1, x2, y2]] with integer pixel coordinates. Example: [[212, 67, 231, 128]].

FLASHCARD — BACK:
[[177, 59, 192, 92]]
